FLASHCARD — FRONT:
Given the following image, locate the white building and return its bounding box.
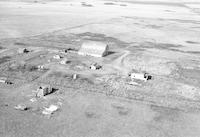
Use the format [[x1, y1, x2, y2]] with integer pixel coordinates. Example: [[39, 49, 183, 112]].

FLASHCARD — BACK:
[[53, 55, 61, 59], [0, 77, 7, 83], [78, 41, 109, 57], [129, 72, 151, 82]]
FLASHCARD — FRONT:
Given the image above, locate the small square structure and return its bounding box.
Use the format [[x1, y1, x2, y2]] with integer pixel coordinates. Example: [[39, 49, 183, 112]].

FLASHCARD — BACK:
[[90, 63, 102, 70], [36, 84, 52, 97], [60, 58, 69, 64], [0, 77, 7, 83], [72, 74, 77, 80], [37, 65, 44, 70], [78, 41, 109, 57], [53, 55, 61, 59], [18, 48, 29, 54]]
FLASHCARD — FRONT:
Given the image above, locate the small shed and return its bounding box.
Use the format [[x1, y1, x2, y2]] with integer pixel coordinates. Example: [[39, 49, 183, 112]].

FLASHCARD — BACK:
[[90, 63, 102, 70], [64, 48, 77, 54], [78, 41, 109, 57], [18, 48, 29, 54], [37, 65, 44, 69], [53, 55, 61, 59], [0, 77, 7, 83], [36, 84, 52, 97], [0, 77, 12, 84], [60, 58, 69, 65]]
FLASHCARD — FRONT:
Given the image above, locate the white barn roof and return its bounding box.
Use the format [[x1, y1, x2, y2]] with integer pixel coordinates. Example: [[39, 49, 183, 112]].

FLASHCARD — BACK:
[[78, 41, 109, 57]]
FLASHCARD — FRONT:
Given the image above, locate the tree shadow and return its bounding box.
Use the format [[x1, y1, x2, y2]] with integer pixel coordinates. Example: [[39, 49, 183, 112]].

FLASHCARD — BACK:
[[52, 88, 59, 94]]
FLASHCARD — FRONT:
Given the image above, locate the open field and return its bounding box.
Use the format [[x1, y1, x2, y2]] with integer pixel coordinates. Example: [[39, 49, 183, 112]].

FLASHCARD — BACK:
[[1, 0, 200, 137]]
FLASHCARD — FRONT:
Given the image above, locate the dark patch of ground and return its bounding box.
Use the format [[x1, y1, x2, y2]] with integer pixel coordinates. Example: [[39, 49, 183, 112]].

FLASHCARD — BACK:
[[120, 1, 186, 7], [0, 62, 47, 82], [14, 42, 26, 46], [151, 105, 181, 122], [177, 68, 200, 87], [153, 42, 183, 50], [0, 33, 81, 49], [0, 56, 11, 65], [48, 71, 72, 79], [81, 2, 93, 7], [85, 111, 100, 118], [0, 32, 130, 51], [165, 10, 174, 12], [104, 2, 116, 5], [77, 32, 130, 49], [185, 41, 200, 44], [111, 104, 130, 116], [119, 4, 127, 6], [187, 51, 200, 54], [8, 63, 38, 73], [146, 24, 163, 29], [128, 42, 183, 53]]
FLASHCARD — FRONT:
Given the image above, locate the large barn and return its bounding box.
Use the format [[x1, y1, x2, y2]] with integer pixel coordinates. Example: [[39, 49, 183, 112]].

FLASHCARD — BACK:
[[78, 41, 109, 57]]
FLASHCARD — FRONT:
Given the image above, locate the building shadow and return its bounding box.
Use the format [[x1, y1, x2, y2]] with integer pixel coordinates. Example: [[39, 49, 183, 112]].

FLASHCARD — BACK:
[[106, 51, 115, 56]]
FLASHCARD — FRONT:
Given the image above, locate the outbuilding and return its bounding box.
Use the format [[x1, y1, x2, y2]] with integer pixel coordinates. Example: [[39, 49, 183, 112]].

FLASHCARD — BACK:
[[60, 58, 69, 64], [0, 77, 7, 83], [128, 72, 152, 82], [0, 77, 12, 84], [36, 84, 53, 97], [18, 48, 29, 54], [78, 41, 109, 57], [53, 55, 61, 59], [90, 63, 102, 70]]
